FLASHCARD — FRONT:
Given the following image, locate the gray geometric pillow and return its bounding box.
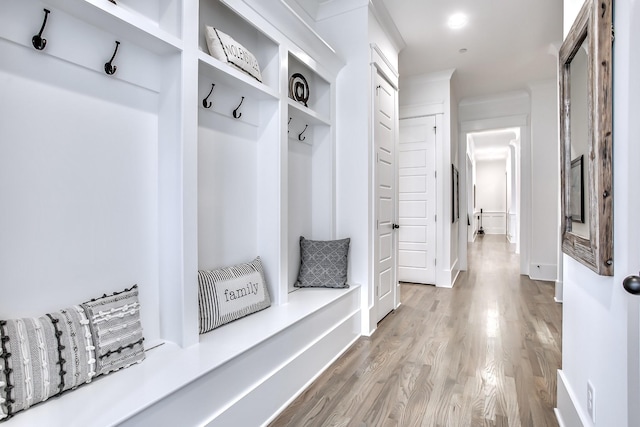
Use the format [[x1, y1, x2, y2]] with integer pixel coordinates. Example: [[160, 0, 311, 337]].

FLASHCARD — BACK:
[[295, 237, 350, 288]]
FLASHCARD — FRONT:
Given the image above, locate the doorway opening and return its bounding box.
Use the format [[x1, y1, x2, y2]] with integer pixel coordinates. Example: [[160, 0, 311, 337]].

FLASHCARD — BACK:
[[465, 127, 521, 254]]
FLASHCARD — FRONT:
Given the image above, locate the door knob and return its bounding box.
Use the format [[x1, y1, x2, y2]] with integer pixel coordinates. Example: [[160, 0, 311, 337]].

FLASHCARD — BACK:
[[623, 275, 640, 295], [392, 224, 400, 229]]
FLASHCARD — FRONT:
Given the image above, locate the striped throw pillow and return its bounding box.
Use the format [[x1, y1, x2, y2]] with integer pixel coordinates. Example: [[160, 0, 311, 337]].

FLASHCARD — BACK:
[[0, 286, 144, 422], [198, 257, 271, 334]]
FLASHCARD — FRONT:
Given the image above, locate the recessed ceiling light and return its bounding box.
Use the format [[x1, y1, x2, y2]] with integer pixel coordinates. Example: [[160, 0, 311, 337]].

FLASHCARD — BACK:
[[447, 13, 468, 29], [459, 48, 468, 54]]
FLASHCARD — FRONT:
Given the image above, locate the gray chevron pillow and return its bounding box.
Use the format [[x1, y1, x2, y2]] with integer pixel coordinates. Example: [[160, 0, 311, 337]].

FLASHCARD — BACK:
[[295, 237, 350, 288]]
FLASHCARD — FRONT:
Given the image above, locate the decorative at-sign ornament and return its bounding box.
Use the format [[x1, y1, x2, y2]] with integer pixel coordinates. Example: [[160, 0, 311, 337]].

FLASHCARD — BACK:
[[289, 73, 310, 107]]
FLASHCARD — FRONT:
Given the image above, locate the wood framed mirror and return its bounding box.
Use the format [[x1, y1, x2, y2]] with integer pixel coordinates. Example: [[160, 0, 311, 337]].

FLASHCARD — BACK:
[[559, 0, 613, 275]]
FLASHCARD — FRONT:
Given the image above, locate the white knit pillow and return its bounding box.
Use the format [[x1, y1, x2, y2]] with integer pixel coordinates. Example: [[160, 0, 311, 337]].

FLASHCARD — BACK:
[[204, 26, 262, 82]]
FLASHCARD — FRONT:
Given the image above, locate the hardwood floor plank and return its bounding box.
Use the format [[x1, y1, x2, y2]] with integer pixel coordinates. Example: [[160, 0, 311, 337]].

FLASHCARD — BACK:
[[505, 376, 523, 427], [394, 364, 433, 426], [270, 235, 561, 427]]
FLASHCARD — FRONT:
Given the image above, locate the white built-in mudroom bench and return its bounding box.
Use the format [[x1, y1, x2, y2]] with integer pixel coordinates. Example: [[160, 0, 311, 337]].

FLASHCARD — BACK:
[[0, 0, 362, 425]]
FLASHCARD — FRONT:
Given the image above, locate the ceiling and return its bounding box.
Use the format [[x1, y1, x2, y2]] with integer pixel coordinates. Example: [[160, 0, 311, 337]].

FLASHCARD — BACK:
[[380, 0, 563, 100], [290, 0, 562, 157]]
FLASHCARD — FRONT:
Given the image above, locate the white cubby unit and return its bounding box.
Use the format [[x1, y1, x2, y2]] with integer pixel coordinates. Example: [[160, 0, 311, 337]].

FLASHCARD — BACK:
[[286, 51, 335, 292], [0, 0, 184, 351], [1, 0, 361, 425]]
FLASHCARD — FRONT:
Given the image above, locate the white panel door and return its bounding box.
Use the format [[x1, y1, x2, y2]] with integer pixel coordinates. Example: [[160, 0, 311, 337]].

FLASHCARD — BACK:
[[374, 72, 397, 322], [398, 116, 437, 285]]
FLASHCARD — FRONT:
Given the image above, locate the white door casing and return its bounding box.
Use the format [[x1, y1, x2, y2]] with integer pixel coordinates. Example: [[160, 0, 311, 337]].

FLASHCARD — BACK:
[[374, 71, 396, 322], [398, 116, 437, 285]]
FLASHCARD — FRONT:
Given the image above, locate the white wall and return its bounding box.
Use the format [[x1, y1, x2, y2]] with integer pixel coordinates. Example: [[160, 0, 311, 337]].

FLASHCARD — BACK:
[[450, 79, 461, 280], [317, 3, 400, 333], [467, 153, 476, 241], [0, 38, 163, 343], [506, 144, 519, 244], [528, 80, 559, 281], [400, 71, 452, 107], [557, 1, 640, 427], [476, 159, 507, 235], [476, 159, 507, 213], [317, 6, 371, 332], [368, 6, 399, 72], [563, 0, 585, 38]]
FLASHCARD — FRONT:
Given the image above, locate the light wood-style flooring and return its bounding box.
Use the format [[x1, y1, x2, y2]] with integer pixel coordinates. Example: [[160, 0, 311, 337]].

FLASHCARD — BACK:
[[270, 235, 562, 427]]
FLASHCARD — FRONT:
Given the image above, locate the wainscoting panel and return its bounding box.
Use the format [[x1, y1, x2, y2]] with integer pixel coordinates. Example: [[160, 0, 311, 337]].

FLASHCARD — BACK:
[[479, 211, 506, 235]]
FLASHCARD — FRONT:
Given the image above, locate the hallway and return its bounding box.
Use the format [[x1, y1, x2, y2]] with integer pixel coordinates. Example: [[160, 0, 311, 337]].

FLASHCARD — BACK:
[[271, 235, 562, 426]]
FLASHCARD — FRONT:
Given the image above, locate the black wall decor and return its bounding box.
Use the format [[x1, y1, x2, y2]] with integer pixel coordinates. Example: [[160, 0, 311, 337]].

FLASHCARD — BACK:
[[452, 164, 459, 223], [289, 73, 309, 107]]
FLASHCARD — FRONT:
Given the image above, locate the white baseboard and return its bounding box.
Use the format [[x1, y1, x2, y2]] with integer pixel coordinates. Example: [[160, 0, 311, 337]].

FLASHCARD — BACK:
[[555, 280, 563, 303], [556, 369, 588, 427], [555, 408, 567, 427], [451, 266, 461, 287], [529, 263, 557, 282], [436, 281, 454, 289], [438, 259, 459, 288], [363, 304, 376, 337]]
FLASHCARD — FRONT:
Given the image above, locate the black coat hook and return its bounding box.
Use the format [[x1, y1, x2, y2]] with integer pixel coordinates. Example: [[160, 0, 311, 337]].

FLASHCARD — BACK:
[[288, 117, 292, 133], [203, 83, 215, 108], [32, 9, 51, 51], [104, 41, 120, 75], [232, 96, 245, 119], [298, 124, 308, 141]]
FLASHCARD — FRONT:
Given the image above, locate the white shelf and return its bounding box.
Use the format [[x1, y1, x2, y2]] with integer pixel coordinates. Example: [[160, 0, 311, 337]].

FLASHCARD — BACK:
[[288, 98, 331, 126], [198, 51, 279, 101], [46, 0, 182, 54], [197, 284, 359, 356]]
